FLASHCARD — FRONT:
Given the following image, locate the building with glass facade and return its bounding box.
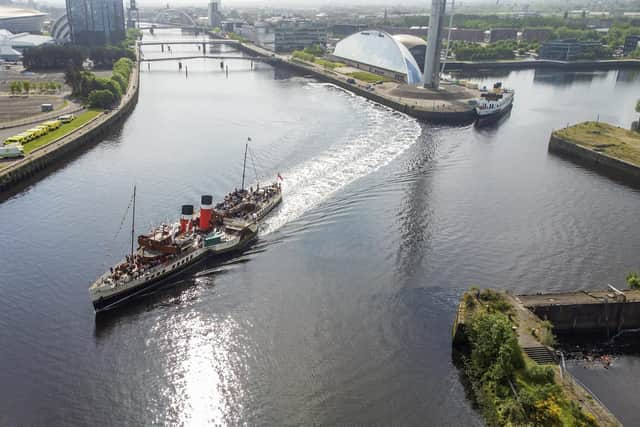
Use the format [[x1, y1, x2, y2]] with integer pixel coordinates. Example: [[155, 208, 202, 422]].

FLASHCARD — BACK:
[[66, 0, 125, 46], [539, 39, 602, 61], [237, 18, 325, 53], [0, 6, 47, 33], [332, 30, 423, 85]]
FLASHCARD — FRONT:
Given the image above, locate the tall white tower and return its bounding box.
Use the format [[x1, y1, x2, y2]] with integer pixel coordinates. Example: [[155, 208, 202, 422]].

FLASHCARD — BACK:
[[424, 0, 446, 89]]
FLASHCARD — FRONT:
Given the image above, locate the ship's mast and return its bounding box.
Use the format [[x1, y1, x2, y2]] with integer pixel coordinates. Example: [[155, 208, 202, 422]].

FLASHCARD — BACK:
[[241, 140, 249, 190], [131, 185, 136, 258]]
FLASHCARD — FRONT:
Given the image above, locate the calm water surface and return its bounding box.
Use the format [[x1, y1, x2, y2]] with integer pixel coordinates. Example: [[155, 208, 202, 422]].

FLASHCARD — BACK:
[[1, 31, 639, 425]]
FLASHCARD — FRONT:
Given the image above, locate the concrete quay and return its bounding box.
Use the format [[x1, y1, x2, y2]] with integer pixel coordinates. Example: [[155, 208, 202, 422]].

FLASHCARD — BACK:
[[518, 289, 640, 337], [445, 58, 640, 72], [548, 123, 640, 187], [0, 58, 140, 195], [237, 42, 478, 125], [452, 289, 622, 426]]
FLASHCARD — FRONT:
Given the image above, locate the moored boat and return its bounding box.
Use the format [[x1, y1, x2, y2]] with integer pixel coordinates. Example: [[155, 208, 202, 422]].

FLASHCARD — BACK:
[[89, 191, 258, 312], [474, 82, 514, 122]]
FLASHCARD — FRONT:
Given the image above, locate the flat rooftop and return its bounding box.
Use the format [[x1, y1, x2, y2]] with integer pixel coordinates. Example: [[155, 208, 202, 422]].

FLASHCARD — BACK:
[[0, 6, 46, 19]]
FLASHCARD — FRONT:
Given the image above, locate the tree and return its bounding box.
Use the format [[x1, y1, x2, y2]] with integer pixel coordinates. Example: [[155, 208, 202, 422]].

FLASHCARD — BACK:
[[111, 73, 127, 93], [22, 44, 86, 70], [628, 272, 640, 289], [10, 81, 21, 95], [21, 81, 30, 95], [88, 89, 116, 108]]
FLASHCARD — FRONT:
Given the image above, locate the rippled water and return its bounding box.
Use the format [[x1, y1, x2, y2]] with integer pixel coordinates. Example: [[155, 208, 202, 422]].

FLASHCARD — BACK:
[[1, 31, 640, 425]]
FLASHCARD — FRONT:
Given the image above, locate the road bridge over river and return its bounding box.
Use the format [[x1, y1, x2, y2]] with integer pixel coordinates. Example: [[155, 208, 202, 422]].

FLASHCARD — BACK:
[[138, 40, 240, 47], [140, 55, 273, 63]]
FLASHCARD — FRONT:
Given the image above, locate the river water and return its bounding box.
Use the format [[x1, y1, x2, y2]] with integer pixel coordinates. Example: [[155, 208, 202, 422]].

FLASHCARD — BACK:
[[1, 31, 640, 425]]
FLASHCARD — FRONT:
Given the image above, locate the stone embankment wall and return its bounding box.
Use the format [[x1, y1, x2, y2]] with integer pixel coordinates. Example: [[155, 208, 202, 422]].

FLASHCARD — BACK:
[[237, 43, 476, 125], [548, 134, 640, 186], [445, 59, 640, 71], [527, 299, 640, 336], [0, 59, 140, 193]]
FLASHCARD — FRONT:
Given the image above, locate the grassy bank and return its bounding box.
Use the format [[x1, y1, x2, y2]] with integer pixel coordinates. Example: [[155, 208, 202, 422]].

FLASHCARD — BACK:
[[346, 71, 392, 83], [554, 121, 640, 166], [456, 289, 597, 426], [23, 110, 102, 154]]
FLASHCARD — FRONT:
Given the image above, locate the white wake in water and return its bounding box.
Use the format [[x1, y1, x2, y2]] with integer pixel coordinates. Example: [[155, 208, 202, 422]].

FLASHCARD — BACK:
[[261, 89, 421, 235]]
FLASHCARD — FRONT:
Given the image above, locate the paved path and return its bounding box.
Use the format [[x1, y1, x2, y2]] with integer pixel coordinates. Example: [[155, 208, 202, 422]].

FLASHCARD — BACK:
[[0, 100, 84, 130]]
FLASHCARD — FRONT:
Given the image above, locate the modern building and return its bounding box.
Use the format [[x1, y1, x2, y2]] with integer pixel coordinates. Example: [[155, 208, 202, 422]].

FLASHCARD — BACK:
[[539, 39, 602, 61], [0, 41, 22, 61], [449, 28, 484, 43], [623, 35, 640, 56], [393, 34, 426, 72], [51, 14, 72, 44], [0, 5, 46, 33], [66, 0, 125, 46], [331, 30, 423, 85], [0, 29, 53, 59], [521, 28, 553, 42], [489, 28, 518, 42], [380, 26, 428, 37], [330, 23, 367, 38], [237, 18, 326, 53], [7, 32, 54, 50], [208, 0, 223, 28]]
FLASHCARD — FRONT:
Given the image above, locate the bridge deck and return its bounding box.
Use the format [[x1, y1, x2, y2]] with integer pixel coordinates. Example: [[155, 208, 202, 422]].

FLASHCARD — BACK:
[[141, 55, 268, 62], [138, 40, 240, 46]]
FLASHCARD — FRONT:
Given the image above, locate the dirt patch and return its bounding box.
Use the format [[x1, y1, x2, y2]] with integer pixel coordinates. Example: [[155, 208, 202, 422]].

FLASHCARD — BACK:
[[0, 96, 67, 122]]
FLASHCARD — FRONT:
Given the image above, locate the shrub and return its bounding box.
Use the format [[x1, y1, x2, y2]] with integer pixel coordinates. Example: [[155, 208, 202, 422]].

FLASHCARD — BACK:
[[88, 89, 116, 108], [292, 50, 316, 63], [627, 272, 640, 289], [111, 73, 127, 93]]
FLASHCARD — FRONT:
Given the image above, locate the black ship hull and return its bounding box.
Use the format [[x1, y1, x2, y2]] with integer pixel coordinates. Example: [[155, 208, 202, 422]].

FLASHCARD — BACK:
[[93, 231, 258, 313]]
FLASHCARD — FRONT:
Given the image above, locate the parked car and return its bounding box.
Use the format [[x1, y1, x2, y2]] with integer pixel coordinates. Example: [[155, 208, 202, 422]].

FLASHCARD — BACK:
[[58, 114, 75, 123], [0, 143, 24, 159]]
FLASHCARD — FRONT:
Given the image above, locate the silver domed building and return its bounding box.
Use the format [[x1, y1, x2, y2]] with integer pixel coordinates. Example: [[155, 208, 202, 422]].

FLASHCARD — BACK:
[[332, 30, 423, 85]]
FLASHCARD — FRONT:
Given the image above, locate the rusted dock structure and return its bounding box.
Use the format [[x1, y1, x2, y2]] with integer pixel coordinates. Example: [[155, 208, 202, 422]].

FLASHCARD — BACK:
[[517, 288, 640, 337]]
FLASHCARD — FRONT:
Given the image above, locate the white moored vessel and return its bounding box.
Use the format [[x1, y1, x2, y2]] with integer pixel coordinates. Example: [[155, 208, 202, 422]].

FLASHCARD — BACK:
[[475, 82, 514, 120]]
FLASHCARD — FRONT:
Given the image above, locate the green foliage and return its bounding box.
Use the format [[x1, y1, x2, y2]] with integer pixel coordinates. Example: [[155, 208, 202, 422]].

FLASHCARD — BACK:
[[89, 45, 135, 68], [463, 311, 596, 426], [21, 80, 30, 94], [88, 89, 116, 108], [22, 44, 86, 70], [522, 363, 555, 384], [65, 56, 132, 103], [303, 44, 324, 56], [478, 289, 514, 315], [315, 58, 343, 69], [453, 41, 516, 61], [124, 28, 142, 47], [227, 32, 249, 43], [292, 50, 316, 62], [627, 272, 640, 289], [111, 73, 127, 93], [9, 81, 22, 95], [636, 100, 640, 114], [467, 312, 524, 384], [347, 72, 392, 83]]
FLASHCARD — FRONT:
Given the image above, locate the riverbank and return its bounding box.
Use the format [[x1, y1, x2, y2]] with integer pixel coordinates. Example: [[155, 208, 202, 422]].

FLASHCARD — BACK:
[[548, 122, 640, 186], [237, 42, 478, 125], [0, 55, 140, 194], [453, 289, 621, 426], [445, 58, 640, 72]]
